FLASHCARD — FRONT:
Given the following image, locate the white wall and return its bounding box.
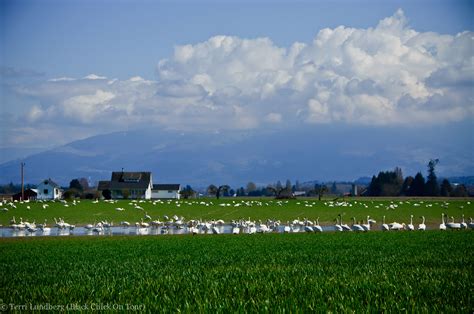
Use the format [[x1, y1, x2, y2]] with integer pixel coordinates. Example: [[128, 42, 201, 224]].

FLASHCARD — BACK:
[[37, 182, 61, 200], [145, 183, 152, 199], [151, 190, 180, 199]]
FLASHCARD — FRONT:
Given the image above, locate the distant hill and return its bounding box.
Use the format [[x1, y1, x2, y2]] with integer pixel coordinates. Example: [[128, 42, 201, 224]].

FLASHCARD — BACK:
[[1, 126, 472, 187], [444, 176, 474, 186], [354, 177, 372, 185]]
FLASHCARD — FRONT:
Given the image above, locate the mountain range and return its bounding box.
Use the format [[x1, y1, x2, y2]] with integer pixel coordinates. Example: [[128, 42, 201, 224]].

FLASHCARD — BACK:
[[0, 124, 472, 188]]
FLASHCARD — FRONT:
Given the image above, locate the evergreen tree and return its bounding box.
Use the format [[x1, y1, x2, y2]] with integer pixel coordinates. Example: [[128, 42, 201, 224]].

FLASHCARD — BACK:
[[440, 179, 452, 197], [69, 179, 83, 191], [400, 176, 414, 196], [368, 175, 381, 196], [424, 159, 440, 196], [276, 180, 282, 190], [285, 179, 292, 190], [408, 172, 425, 196], [367, 169, 402, 196], [180, 185, 195, 199], [237, 187, 246, 196]]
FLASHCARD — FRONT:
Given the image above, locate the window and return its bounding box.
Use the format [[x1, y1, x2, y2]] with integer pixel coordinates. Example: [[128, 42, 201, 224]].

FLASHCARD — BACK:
[[44, 189, 48, 194]]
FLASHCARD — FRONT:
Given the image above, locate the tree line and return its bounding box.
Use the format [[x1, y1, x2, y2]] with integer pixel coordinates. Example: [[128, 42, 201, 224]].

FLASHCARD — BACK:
[[367, 160, 469, 197]]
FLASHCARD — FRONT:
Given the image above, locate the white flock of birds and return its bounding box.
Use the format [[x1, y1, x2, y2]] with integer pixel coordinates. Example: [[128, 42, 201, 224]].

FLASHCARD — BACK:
[[1, 198, 473, 236]]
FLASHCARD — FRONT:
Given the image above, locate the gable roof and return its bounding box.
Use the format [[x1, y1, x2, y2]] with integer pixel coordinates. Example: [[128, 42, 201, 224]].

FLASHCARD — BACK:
[[97, 181, 111, 191], [109, 172, 152, 190], [39, 178, 59, 188], [153, 184, 181, 191]]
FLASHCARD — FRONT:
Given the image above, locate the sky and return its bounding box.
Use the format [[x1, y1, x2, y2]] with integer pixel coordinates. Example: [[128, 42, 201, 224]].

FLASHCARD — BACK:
[[1, 0, 473, 180]]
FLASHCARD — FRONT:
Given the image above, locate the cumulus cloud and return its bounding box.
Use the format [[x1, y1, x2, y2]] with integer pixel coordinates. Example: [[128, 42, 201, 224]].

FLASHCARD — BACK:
[[9, 10, 474, 141]]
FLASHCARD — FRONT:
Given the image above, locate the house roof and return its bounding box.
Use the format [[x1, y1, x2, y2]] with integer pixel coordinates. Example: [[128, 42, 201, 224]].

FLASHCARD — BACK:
[[97, 181, 111, 191], [13, 189, 38, 197], [40, 178, 59, 188], [109, 172, 152, 190], [153, 184, 181, 191]]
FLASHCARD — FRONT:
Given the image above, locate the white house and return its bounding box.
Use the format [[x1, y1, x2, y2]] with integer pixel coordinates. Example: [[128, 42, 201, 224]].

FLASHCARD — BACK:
[[37, 179, 62, 200], [98, 171, 153, 199], [152, 184, 181, 199]]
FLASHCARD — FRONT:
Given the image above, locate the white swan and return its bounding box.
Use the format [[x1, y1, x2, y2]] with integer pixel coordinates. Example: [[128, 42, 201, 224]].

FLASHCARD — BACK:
[[446, 216, 461, 230], [468, 217, 474, 230], [314, 217, 323, 232], [248, 225, 257, 234], [140, 219, 149, 228], [334, 218, 343, 232], [389, 222, 405, 231], [339, 214, 352, 231], [382, 216, 390, 231], [351, 217, 365, 232], [362, 216, 372, 231], [439, 213, 446, 230], [460, 215, 467, 229], [418, 216, 426, 231], [407, 215, 414, 231]]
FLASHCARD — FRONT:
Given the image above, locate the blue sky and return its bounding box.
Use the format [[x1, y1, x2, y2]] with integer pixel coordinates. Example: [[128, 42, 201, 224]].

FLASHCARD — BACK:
[[1, 0, 473, 80], [1, 0, 473, 181]]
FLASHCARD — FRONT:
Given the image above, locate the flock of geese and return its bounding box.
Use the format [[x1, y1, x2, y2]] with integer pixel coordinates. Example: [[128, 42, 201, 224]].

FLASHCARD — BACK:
[[5, 211, 474, 236]]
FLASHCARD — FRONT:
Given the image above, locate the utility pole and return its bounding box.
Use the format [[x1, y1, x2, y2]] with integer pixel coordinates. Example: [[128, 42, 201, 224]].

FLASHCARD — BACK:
[[21, 162, 25, 201]]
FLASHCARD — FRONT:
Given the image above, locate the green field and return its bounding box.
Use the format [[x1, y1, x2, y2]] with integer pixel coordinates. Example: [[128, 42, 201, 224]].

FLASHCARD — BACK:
[[1, 198, 473, 229], [0, 232, 472, 311]]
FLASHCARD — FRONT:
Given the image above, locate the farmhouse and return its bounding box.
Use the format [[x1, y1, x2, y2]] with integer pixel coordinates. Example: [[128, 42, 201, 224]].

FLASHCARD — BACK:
[[152, 184, 181, 199], [98, 171, 153, 199], [13, 188, 38, 201], [37, 179, 62, 200]]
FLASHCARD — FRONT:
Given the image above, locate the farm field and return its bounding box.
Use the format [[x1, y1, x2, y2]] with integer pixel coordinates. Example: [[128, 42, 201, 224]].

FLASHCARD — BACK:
[[0, 198, 473, 229], [0, 232, 472, 311]]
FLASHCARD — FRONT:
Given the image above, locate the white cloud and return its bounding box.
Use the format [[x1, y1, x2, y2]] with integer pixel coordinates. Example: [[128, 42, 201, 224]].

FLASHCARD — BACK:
[[83, 74, 107, 80], [9, 10, 474, 146], [27, 105, 44, 122], [48, 77, 75, 82], [264, 113, 282, 123], [62, 90, 116, 122]]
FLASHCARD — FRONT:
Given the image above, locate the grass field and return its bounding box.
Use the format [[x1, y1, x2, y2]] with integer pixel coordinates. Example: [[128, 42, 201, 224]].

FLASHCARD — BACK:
[[1, 198, 473, 229], [0, 232, 472, 311]]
